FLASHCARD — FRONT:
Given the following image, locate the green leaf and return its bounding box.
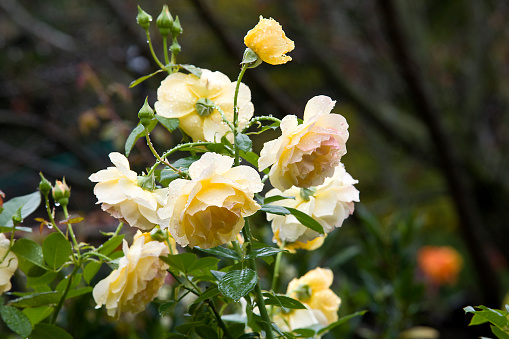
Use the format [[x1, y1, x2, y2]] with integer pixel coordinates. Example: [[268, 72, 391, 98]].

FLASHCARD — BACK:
[[156, 115, 179, 132], [262, 195, 295, 205], [0, 225, 32, 233], [29, 323, 73, 339], [211, 270, 227, 281], [164, 333, 187, 339], [491, 325, 509, 339], [179, 64, 202, 78], [26, 271, 58, 288], [235, 133, 252, 152], [125, 124, 145, 156], [191, 287, 221, 306], [83, 261, 102, 284], [195, 246, 242, 260], [160, 253, 197, 274], [465, 306, 508, 329], [262, 293, 306, 310], [8, 291, 61, 308], [188, 257, 220, 274], [0, 305, 32, 337], [23, 306, 53, 326], [317, 310, 367, 335], [246, 247, 286, 260], [293, 328, 316, 337], [239, 151, 260, 169], [97, 235, 124, 256], [66, 287, 93, 299], [159, 169, 180, 186], [56, 273, 82, 291], [11, 238, 47, 275], [129, 69, 165, 88], [260, 204, 291, 215], [0, 191, 41, 227], [42, 233, 72, 270], [195, 325, 219, 339], [158, 301, 176, 317], [218, 269, 257, 302], [287, 207, 325, 234], [172, 156, 200, 171]]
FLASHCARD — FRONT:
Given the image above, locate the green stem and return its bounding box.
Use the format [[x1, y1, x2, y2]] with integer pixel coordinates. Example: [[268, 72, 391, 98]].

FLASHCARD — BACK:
[[241, 116, 282, 134], [213, 104, 235, 132], [44, 195, 66, 238], [113, 222, 123, 236], [145, 29, 165, 69], [243, 218, 275, 339], [51, 261, 81, 324], [233, 65, 248, 166], [0, 227, 16, 264], [163, 36, 170, 65], [270, 242, 285, 318], [145, 128, 184, 177], [63, 205, 80, 257]]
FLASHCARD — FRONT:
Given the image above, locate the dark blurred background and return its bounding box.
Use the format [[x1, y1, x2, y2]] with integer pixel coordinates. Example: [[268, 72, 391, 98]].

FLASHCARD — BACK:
[[1, 0, 508, 338]]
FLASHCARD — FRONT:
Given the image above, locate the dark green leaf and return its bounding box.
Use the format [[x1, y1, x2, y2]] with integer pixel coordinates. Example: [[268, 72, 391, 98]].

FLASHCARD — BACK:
[[97, 235, 125, 256], [192, 287, 221, 306], [66, 287, 93, 299], [158, 301, 176, 317], [237, 333, 261, 339], [42, 233, 72, 270], [23, 306, 53, 326], [465, 306, 508, 329], [159, 169, 180, 186], [179, 64, 202, 78], [175, 321, 204, 334], [29, 323, 73, 339], [240, 151, 260, 169], [195, 325, 219, 339], [235, 133, 252, 152], [211, 270, 227, 282], [286, 207, 324, 234], [263, 195, 295, 205], [125, 124, 145, 156], [196, 246, 242, 260], [218, 269, 257, 302], [129, 69, 165, 88], [11, 238, 47, 275], [172, 156, 200, 170], [0, 305, 32, 337], [260, 204, 290, 215], [164, 333, 187, 339], [205, 143, 226, 154], [188, 257, 220, 274], [0, 191, 41, 227], [246, 247, 286, 260], [8, 292, 61, 308], [262, 293, 306, 310], [156, 115, 179, 132], [83, 261, 102, 284], [491, 325, 509, 339], [26, 271, 58, 288], [317, 310, 367, 335], [160, 253, 197, 274], [293, 328, 316, 337], [227, 322, 246, 338]]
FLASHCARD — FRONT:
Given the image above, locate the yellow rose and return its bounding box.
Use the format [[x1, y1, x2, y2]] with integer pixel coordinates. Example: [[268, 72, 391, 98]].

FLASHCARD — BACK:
[[273, 229, 325, 253], [92, 231, 170, 318], [0, 233, 18, 294], [154, 69, 254, 142], [267, 164, 359, 243], [89, 152, 167, 231], [287, 267, 341, 324], [158, 152, 262, 249], [259, 95, 349, 191], [244, 16, 295, 65]]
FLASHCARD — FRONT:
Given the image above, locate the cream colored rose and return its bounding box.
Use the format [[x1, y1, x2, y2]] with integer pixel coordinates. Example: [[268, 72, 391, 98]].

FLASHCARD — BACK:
[[154, 69, 254, 142], [158, 152, 262, 249], [89, 152, 167, 231], [244, 16, 295, 65], [267, 164, 359, 244], [93, 231, 170, 318], [286, 267, 341, 325], [0, 233, 18, 294], [259, 95, 349, 191]]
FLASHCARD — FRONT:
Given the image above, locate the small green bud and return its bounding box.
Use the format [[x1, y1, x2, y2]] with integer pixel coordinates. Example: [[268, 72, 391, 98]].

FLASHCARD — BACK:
[[137, 174, 155, 191], [171, 16, 183, 37], [299, 187, 317, 201], [241, 48, 262, 69], [195, 98, 215, 117], [170, 40, 181, 55], [52, 178, 71, 207], [157, 5, 173, 36], [138, 97, 155, 127], [137, 5, 152, 30], [39, 172, 52, 196], [293, 284, 312, 302], [150, 228, 166, 242], [11, 206, 22, 226]]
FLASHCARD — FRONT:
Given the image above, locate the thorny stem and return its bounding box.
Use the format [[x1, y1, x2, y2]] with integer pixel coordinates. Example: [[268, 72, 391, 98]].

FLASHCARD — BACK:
[[145, 29, 165, 69], [233, 65, 248, 166], [44, 194, 66, 238], [241, 115, 282, 134], [145, 128, 184, 177], [243, 218, 275, 339], [63, 205, 80, 257], [213, 104, 235, 132]]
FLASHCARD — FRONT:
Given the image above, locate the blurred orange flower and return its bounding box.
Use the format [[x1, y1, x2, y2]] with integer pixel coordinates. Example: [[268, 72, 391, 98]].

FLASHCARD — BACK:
[[417, 246, 463, 285]]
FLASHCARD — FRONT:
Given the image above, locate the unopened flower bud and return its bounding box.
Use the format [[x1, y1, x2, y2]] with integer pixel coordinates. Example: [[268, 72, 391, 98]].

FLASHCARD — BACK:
[[39, 172, 52, 196], [157, 5, 173, 36], [195, 98, 215, 117], [52, 179, 71, 207], [150, 229, 166, 243], [241, 48, 262, 69], [137, 6, 152, 30], [299, 187, 316, 201], [171, 16, 183, 37], [11, 206, 22, 226], [138, 97, 155, 127], [137, 174, 155, 191], [170, 41, 181, 55]]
